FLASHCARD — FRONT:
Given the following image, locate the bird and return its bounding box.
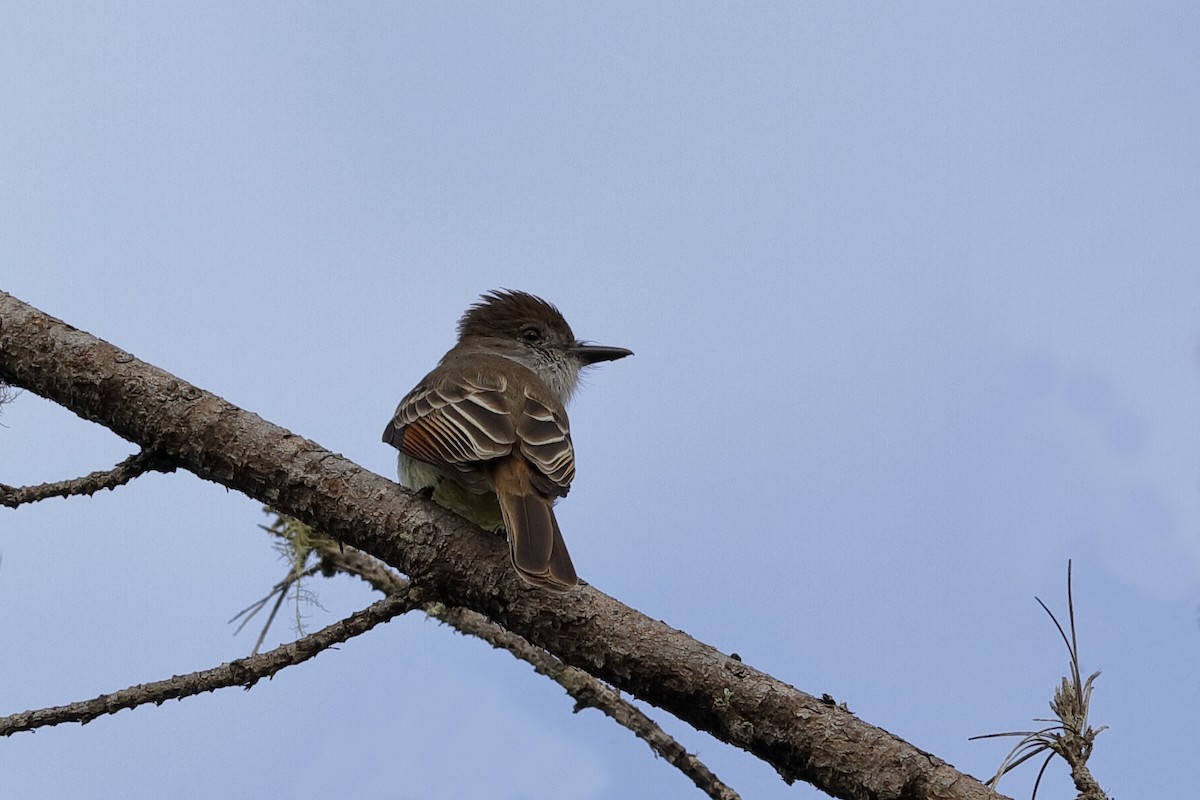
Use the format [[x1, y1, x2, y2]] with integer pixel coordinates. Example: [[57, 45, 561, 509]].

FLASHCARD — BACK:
[[381, 290, 632, 590]]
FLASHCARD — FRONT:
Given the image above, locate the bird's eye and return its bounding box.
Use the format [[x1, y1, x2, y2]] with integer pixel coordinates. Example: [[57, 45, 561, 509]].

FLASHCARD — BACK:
[[520, 326, 542, 342]]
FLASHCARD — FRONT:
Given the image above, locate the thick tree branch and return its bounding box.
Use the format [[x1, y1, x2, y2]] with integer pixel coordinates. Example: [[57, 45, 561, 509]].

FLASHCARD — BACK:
[[0, 591, 417, 736], [0, 290, 1005, 800], [0, 450, 174, 508]]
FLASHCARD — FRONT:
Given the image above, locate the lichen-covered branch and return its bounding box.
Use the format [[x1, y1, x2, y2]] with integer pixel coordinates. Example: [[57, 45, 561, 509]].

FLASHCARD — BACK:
[[0, 290, 1004, 800]]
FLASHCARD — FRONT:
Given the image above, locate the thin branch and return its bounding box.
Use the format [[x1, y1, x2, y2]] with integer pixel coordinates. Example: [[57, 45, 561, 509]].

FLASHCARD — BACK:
[[304, 532, 741, 800], [436, 601, 742, 800], [0, 450, 175, 508], [0, 590, 417, 737], [315, 539, 408, 594]]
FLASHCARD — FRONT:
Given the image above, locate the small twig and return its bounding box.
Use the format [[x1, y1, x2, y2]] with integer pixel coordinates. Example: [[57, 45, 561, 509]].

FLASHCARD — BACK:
[[0, 590, 418, 737], [229, 568, 317, 634], [0, 451, 175, 508], [303, 530, 741, 800], [253, 581, 291, 655], [229, 565, 323, 654]]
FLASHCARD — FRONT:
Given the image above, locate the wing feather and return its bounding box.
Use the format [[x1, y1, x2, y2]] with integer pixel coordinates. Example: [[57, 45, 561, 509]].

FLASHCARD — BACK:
[[516, 389, 575, 496], [383, 362, 577, 499], [383, 374, 517, 491]]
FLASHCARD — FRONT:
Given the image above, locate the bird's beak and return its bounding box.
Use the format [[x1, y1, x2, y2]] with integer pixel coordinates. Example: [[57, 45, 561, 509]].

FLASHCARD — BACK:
[[572, 343, 634, 364]]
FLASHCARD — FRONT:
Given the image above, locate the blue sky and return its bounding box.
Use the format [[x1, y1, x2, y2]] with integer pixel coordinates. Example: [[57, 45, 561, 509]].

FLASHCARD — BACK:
[[2, 4, 1198, 798]]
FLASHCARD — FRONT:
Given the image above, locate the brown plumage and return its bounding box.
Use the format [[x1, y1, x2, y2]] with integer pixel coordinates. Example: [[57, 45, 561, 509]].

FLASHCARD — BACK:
[[382, 290, 631, 590]]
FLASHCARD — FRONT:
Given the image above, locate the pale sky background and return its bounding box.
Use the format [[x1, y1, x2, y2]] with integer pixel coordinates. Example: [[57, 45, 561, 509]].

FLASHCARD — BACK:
[[2, 4, 1199, 799]]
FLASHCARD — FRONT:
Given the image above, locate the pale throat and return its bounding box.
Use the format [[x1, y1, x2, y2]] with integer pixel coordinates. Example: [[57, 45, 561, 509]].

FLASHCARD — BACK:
[[505, 347, 581, 405]]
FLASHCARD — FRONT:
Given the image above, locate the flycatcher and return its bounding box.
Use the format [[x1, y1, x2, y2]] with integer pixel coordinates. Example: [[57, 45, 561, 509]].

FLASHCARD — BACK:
[[382, 290, 632, 590]]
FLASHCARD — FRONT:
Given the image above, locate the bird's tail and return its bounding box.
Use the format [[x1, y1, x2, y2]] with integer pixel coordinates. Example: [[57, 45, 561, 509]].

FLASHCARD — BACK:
[[494, 459, 578, 591]]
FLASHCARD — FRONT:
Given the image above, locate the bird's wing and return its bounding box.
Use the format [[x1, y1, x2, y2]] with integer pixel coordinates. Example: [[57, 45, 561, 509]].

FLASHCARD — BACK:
[[383, 373, 516, 493], [515, 387, 575, 497]]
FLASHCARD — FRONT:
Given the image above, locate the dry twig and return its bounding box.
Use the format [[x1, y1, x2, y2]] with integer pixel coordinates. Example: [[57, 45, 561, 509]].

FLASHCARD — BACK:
[[1, 450, 174, 508], [229, 564, 324, 654], [0, 590, 417, 737]]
